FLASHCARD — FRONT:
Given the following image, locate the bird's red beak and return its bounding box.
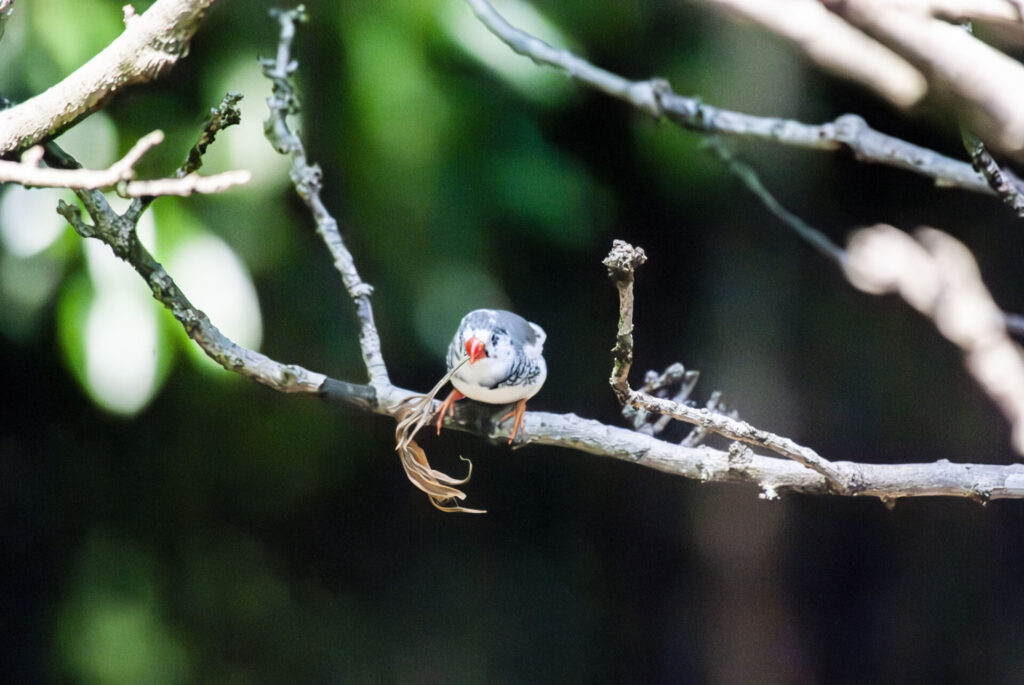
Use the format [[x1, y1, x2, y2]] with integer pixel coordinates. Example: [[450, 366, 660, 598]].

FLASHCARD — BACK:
[[465, 337, 486, 364]]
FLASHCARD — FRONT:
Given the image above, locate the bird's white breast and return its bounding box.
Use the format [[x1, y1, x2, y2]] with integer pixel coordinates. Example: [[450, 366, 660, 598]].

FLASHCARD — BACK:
[[452, 356, 547, 404]]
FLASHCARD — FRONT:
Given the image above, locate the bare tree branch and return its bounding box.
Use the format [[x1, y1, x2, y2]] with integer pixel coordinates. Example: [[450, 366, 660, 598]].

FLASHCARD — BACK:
[[917, 0, 1024, 24], [51, 122, 1024, 504], [603, 240, 853, 493], [261, 6, 390, 393], [0, 130, 250, 195], [465, 0, 993, 196], [55, 189, 326, 395], [120, 170, 251, 197], [0, 0, 218, 156], [2, 132, 161, 186], [182, 92, 244, 176], [709, 140, 847, 264]]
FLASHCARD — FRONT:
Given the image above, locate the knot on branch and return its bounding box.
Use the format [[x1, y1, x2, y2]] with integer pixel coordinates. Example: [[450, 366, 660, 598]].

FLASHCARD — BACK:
[[832, 113, 867, 144], [628, 78, 671, 118], [603, 239, 646, 281]]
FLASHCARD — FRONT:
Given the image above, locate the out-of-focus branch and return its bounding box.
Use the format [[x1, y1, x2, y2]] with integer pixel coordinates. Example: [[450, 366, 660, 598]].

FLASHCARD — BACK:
[[464, 0, 993, 196], [2, 132, 161, 187], [707, 0, 927, 107], [0, 130, 250, 195], [182, 92, 244, 176], [261, 5, 390, 394], [922, 0, 1024, 21], [845, 225, 1024, 454], [121, 170, 251, 197], [823, 0, 1024, 160], [708, 139, 1024, 343], [709, 140, 848, 264], [874, 0, 1024, 36], [0, 0, 218, 156], [708, 0, 1024, 112], [0, 0, 14, 43]]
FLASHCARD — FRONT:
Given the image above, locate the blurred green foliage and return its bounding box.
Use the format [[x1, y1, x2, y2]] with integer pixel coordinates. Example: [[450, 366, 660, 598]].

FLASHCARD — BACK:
[[4, 0, 1024, 682]]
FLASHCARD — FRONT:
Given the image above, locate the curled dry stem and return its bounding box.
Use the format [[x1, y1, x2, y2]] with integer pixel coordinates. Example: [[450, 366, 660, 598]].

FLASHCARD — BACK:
[[394, 357, 485, 513]]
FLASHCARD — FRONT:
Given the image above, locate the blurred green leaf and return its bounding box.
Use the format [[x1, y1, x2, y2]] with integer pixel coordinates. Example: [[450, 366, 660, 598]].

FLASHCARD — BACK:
[[55, 533, 191, 684], [29, 0, 122, 87]]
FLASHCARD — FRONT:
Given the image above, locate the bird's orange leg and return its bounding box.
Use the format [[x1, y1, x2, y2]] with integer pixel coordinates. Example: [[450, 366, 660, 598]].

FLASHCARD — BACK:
[[499, 398, 529, 444], [434, 389, 465, 434]]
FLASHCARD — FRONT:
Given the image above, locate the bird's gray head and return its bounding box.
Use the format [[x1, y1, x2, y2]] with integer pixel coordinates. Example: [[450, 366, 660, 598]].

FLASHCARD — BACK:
[[456, 309, 546, 364]]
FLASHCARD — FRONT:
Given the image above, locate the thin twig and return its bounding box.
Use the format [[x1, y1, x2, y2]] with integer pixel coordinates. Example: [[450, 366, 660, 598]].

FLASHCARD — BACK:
[[2, 129, 250, 195], [121, 170, 251, 197], [183, 92, 244, 176], [128, 91, 247, 220], [709, 140, 847, 264], [261, 5, 390, 393], [603, 239, 853, 494], [604, 240, 647, 406], [1, 131, 161, 187]]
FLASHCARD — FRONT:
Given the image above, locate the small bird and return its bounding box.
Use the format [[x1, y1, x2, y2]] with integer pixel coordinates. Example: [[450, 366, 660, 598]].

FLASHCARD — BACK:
[[435, 309, 547, 443]]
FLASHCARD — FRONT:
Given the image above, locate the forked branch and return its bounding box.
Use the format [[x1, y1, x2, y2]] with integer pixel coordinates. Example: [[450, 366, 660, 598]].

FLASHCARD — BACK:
[[39, 3, 1024, 507]]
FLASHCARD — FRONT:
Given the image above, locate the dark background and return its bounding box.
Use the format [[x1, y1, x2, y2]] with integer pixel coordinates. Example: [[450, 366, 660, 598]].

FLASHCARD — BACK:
[[3, 0, 1024, 682]]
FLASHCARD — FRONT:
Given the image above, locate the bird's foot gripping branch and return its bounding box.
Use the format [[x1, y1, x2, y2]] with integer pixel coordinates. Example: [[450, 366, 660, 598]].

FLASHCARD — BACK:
[[397, 309, 549, 514]]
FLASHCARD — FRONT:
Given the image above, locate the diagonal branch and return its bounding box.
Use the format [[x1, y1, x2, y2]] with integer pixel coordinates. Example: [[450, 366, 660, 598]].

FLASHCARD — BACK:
[[0, 0, 219, 156], [261, 6, 390, 393], [56, 190, 326, 396], [708, 140, 847, 264], [464, 0, 993, 196], [704, 137, 1024, 344]]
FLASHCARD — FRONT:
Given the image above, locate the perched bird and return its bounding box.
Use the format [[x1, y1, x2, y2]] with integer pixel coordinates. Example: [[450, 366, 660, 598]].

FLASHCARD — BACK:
[[435, 309, 547, 443]]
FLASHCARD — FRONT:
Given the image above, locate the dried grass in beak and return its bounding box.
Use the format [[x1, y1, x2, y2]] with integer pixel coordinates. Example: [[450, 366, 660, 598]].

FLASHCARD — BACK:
[[394, 357, 485, 514]]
